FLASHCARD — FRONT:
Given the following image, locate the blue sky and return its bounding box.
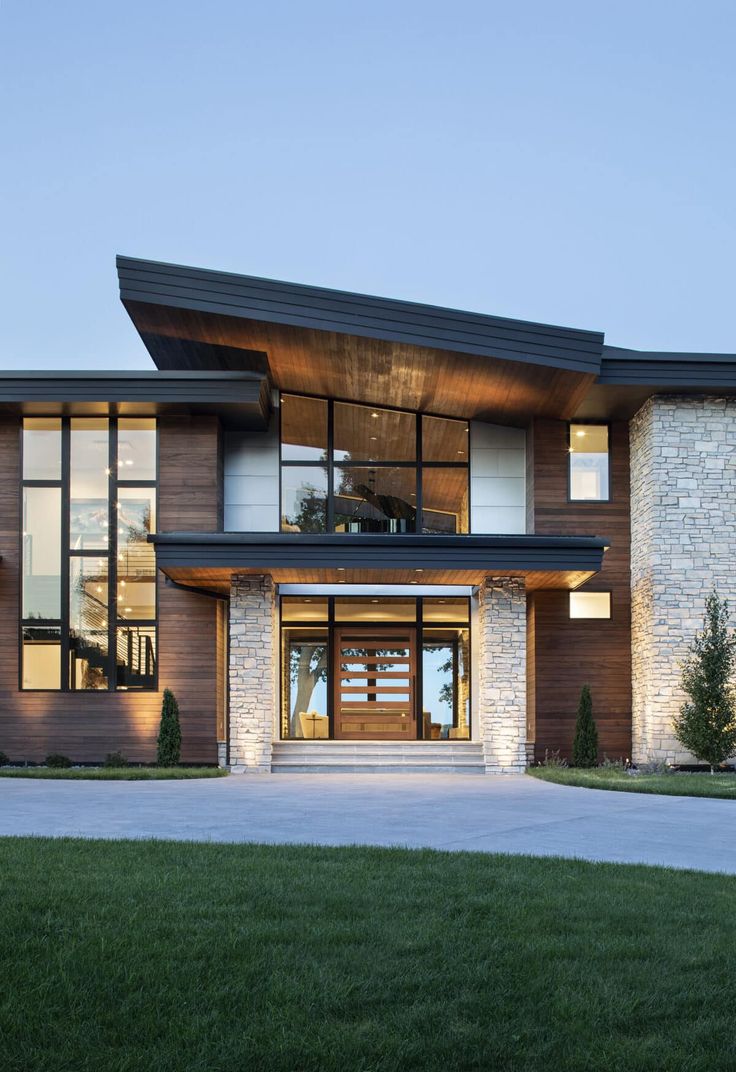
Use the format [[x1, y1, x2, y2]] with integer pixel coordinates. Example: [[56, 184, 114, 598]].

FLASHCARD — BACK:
[[1, 1, 735, 369]]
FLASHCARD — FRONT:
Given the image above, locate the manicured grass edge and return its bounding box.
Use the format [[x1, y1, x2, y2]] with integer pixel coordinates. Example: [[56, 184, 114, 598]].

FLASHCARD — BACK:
[[527, 765, 736, 799], [0, 767, 228, 780]]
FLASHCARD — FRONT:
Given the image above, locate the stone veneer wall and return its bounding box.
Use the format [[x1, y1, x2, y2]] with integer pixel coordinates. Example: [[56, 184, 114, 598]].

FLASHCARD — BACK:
[[229, 574, 277, 772], [478, 577, 528, 772], [630, 396, 736, 763]]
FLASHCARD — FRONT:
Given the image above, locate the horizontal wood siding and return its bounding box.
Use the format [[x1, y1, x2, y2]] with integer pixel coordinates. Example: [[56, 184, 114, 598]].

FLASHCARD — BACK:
[[530, 419, 632, 760], [0, 416, 221, 764]]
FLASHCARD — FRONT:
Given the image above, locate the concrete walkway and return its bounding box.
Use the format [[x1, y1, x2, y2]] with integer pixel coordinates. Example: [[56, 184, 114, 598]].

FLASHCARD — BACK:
[[0, 773, 735, 873]]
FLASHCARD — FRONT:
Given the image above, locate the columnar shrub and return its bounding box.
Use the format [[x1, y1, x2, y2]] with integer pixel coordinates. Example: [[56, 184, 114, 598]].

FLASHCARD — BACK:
[[674, 591, 736, 772], [157, 689, 182, 767], [572, 685, 598, 768]]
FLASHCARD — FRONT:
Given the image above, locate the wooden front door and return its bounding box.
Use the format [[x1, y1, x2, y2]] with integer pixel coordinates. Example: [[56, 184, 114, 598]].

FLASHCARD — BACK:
[[333, 627, 417, 740]]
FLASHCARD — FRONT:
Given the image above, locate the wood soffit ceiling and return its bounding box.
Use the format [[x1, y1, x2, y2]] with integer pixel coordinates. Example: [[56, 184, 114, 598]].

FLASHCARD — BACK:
[[163, 566, 598, 593], [125, 301, 594, 425], [118, 258, 605, 424]]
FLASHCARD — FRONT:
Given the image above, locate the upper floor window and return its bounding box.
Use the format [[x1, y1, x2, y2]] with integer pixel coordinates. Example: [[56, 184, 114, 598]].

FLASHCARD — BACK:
[[21, 417, 158, 691], [568, 423, 610, 501], [280, 396, 469, 534]]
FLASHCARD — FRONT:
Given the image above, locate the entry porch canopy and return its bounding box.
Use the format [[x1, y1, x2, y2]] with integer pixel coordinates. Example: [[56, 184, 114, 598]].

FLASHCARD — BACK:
[[150, 532, 608, 593]]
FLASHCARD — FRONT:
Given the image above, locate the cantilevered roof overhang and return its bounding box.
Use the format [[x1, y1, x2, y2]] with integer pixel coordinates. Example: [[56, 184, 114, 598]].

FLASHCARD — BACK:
[[118, 255, 605, 426], [576, 345, 736, 420], [150, 532, 608, 592], [0, 370, 271, 428]]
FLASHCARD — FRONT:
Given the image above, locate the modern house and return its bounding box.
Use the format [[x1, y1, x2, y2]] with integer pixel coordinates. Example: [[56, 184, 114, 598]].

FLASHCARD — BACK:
[[1, 255, 734, 772]]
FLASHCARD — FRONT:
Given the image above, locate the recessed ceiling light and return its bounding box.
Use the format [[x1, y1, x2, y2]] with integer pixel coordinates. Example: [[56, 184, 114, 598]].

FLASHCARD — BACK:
[[369, 436, 378, 441], [457, 450, 465, 455], [304, 599, 312, 603], [415, 568, 423, 573], [371, 599, 379, 603], [371, 412, 379, 419], [575, 430, 586, 437]]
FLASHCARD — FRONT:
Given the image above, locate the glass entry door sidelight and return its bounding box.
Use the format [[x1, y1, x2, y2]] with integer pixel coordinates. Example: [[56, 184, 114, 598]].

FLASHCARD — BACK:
[[333, 627, 416, 739]]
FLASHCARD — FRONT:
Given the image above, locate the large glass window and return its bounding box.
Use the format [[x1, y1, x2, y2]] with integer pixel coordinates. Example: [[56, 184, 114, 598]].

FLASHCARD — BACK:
[[22, 626, 61, 690], [70, 418, 110, 550], [22, 486, 62, 619], [281, 466, 328, 532], [422, 628, 470, 739], [280, 596, 471, 740], [334, 403, 415, 462], [569, 424, 610, 501], [23, 418, 61, 480], [281, 628, 329, 738], [421, 468, 469, 534], [334, 467, 416, 533], [280, 395, 327, 461], [20, 417, 157, 691], [280, 396, 469, 533]]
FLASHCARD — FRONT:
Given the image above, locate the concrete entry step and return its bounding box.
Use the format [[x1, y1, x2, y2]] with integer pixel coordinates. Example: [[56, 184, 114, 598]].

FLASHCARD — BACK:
[[271, 740, 486, 774]]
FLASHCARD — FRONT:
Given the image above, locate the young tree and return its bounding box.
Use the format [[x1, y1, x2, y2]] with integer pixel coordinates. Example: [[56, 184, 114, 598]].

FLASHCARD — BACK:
[[157, 688, 182, 767], [572, 684, 598, 768], [674, 591, 736, 772]]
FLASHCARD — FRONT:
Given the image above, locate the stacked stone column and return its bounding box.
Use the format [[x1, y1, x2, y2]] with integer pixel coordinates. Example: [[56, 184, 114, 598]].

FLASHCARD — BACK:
[[630, 397, 736, 763], [228, 574, 277, 772], [478, 577, 528, 773]]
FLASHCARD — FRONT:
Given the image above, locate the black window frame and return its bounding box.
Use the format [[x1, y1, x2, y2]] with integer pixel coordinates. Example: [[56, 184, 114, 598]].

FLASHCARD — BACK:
[[279, 595, 472, 740], [19, 416, 159, 693], [279, 394, 470, 534], [567, 421, 612, 504]]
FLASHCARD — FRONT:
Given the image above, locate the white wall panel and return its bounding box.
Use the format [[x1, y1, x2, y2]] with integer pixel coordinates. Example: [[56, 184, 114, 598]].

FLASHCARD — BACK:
[[469, 422, 526, 534], [224, 416, 280, 532]]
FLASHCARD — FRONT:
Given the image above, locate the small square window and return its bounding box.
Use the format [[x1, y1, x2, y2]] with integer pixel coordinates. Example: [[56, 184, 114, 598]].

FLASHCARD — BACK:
[[569, 592, 611, 619]]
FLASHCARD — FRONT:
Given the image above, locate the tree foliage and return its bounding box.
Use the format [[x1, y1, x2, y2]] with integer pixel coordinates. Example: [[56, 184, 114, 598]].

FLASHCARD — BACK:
[[674, 591, 736, 771], [572, 684, 598, 768], [157, 688, 182, 767]]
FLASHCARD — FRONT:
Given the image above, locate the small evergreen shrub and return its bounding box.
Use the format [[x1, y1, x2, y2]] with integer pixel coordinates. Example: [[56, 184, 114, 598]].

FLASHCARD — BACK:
[[572, 685, 598, 768], [157, 689, 182, 767], [0, 751, 9, 767], [674, 590, 736, 772], [45, 753, 72, 769], [104, 751, 129, 768]]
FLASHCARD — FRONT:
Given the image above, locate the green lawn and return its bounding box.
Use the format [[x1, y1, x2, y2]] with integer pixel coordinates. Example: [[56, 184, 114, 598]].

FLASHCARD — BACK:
[[0, 766, 227, 780], [1, 839, 735, 1071], [528, 765, 736, 799]]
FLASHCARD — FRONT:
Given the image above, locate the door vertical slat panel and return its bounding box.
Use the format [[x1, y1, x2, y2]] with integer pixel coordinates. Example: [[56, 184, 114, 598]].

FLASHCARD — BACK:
[[333, 627, 417, 740]]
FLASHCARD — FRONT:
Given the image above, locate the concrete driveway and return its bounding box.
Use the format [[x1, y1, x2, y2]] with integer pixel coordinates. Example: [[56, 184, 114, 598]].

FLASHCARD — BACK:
[[0, 773, 734, 873]]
